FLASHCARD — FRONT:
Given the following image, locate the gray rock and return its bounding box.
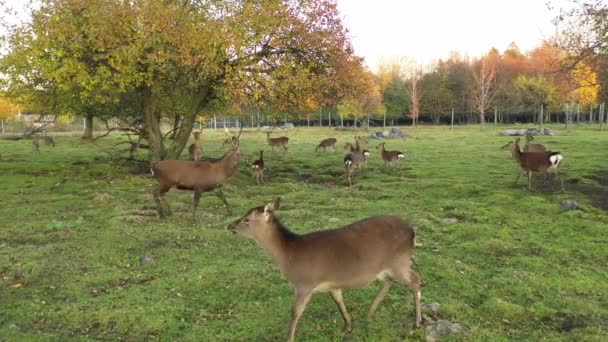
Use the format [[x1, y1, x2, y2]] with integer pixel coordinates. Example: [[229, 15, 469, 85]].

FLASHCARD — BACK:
[[140, 256, 155, 265], [389, 127, 405, 138], [426, 320, 464, 342], [280, 123, 294, 129], [560, 200, 581, 211], [328, 218, 339, 223], [380, 130, 390, 138], [513, 270, 529, 277], [9, 323, 19, 330], [441, 217, 459, 224], [423, 302, 440, 313], [368, 133, 382, 140]]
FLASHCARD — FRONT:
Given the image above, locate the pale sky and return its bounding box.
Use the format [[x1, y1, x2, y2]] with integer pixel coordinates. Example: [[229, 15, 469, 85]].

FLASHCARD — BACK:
[[336, 0, 567, 69]]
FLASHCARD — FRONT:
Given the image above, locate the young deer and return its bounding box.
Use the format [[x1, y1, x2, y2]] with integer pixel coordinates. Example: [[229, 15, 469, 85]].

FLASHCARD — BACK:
[[343, 141, 366, 186], [315, 138, 337, 152], [377, 143, 404, 167], [502, 137, 564, 191], [251, 150, 265, 185], [188, 130, 202, 160], [523, 132, 546, 152], [151, 128, 242, 219], [227, 198, 422, 342], [266, 132, 289, 156], [32, 139, 40, 153]]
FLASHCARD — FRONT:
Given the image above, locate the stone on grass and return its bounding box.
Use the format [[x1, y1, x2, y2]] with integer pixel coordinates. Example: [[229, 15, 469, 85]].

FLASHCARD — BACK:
[[423, 302, 441, 313], [140, 256, 155, 265], [426, 319, 465, 342], [560, 200, 581, 211], [389, 127, 405, 138]]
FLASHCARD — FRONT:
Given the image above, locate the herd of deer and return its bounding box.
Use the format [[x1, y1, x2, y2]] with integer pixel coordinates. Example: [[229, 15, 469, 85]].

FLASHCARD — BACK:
[[147, 127, 567, 341], [24, 126, 564, 341]]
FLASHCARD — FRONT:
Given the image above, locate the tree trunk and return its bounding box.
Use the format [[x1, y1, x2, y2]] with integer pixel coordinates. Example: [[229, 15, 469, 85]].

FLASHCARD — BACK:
[[82, 113, 94, 140], [143, 87, 163, 164], [479, 112, 485, 129], [170, 115, 182, 140]]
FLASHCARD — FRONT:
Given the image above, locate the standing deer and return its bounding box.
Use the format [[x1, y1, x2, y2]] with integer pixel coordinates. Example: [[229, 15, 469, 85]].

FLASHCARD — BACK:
[[315, 138, 337, 152], [151, 128, 242, 219], [377, 143, 404, 167], [227, 198, 422, 342], [188, 130, 202, 160], [343, 142, 365, 186], [266, 132, 289, 156], [32, 139, 40, 153], [251, 150, 265, 185], [523, 132, 546, 152], [502, 137, 564, 191]]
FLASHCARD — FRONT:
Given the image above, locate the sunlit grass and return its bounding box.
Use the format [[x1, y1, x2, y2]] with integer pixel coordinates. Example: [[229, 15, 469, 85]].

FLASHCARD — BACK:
[[0, 125, 607, 340]]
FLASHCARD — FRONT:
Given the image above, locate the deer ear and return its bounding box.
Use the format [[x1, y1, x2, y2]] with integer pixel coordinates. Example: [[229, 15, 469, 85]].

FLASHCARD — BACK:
[[264, 197, 281, 215]]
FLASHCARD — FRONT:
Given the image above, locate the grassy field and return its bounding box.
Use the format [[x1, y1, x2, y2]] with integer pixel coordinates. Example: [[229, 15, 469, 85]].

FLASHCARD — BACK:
[[1, 125, 607, 341]]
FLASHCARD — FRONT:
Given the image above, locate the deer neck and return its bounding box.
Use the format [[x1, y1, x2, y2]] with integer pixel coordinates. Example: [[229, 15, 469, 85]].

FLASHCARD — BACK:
[[512, 143, 523, 161], [255, 217, 298, 269], [221, 149, 241, 177]]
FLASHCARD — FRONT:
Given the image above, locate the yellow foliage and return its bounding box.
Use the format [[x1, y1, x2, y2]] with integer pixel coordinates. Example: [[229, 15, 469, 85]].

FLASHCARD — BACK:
[[572, 62, 599, 105], [0, 97, 23, 121]]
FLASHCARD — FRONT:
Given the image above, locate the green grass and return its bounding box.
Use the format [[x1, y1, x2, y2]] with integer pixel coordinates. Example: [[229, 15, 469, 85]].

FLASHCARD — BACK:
[[1, 125, 607, 341]]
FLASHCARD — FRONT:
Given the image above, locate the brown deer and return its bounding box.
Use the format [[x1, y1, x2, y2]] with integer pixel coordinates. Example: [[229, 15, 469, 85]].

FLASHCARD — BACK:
[[343, 141, 366, 186], [151, 127, 242, 219], [42, 136, 56, 147], [188, 130, 202, 160], [523, 132, 546, 152], [502, 137, 564, 191], [227, 198, 422, 342], [32, 139, 40, 153], [315, 138, 337, 152], [251, 150, 265, 185], [377, 143, 404, 167], [266, 132, 289, 156]]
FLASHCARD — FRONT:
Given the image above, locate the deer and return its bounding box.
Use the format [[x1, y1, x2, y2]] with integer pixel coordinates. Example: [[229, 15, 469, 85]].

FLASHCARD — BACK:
[[151, 127, 242, 219], [227, 198, 422, 342], [315, 138, 337, 152], [523, 132, 546, 152], [377, 143, 404, 167], [188, 130, 202, 160], [32, 139, 40, 153], [343, 141, 366, 186], [501, 137, 564, 191], [251, 150, 265, 186], [266, 132, 289, 156]]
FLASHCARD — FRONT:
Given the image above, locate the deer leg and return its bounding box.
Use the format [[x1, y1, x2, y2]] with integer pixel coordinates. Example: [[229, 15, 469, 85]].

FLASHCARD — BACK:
[[153, 184, 172, 219], [513, 171, 522, 187], [558, 170, 565, 192], [393, 266, 422, 328], [330, 289, 353, 333], [528, 170, 533, 190], [215, 189, 231, 214], [192, 191, 201, 221], [287, 290, 312, 342], [368, 279, 393, 320], [260, 170, 264, 185]]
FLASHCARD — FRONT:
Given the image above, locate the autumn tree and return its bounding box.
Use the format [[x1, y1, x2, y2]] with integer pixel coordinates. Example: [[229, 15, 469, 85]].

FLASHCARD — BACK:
[[471, 57, 496, 127], [1, 0, 360, 162]]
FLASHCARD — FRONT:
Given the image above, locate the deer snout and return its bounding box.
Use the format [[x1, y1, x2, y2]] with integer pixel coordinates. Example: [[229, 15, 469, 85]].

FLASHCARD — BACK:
[[227, 221, 238, 233]]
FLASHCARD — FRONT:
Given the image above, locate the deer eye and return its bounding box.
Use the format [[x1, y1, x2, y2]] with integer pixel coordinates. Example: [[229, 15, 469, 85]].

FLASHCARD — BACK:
[[244, 218, 250, 223]]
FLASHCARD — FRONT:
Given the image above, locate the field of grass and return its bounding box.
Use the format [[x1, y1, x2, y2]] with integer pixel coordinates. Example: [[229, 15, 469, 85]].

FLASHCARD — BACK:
[[1, 125, 607, 341]]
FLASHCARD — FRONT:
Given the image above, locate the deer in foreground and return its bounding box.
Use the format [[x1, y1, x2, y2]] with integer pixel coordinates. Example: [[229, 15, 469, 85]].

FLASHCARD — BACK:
[[227, 198, 422, 342], [343, 141, 366, 186], [502, 137, 564, 191], [266, 132, 289, 156], [523, 132, 546, 152], [151, 127, 242, 219], [315, 138, 337, 152], [377, 143, 404, 167], [251, 150, 265, 185], [188, 130, 202, 160]]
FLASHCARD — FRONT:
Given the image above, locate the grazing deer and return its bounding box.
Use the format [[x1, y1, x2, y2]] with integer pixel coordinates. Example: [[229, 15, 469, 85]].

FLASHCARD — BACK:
[[523, 132, 546, 152], [315, 138, 337, 152], [227, 198, 422, 342], [266, 132, 289, 156], [251, 150, 265, 185], [502, 137, 564, 191], [188, 130, 202, 160], [151, 127, 242, 219], [377, 143, 404, 167]]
